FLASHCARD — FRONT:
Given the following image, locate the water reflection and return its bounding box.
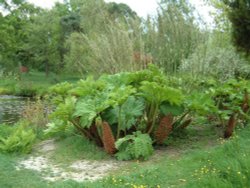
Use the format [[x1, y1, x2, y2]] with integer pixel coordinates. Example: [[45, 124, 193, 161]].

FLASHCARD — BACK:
[[0, 95, 29, 124]]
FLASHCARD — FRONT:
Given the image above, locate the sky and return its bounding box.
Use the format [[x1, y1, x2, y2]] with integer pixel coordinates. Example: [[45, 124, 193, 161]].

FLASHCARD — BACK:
[[22, 0, 214, 24]]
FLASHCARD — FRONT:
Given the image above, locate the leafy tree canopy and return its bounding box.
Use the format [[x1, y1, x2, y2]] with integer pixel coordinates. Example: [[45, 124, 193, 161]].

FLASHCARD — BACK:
[[107, 2, 138, 19], [223, 0, 250, 55]]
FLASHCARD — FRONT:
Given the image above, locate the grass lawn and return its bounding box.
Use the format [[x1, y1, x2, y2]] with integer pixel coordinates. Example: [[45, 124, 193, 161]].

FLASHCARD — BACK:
[[0, 71, 81, 96], [0, 124, 249, 188]]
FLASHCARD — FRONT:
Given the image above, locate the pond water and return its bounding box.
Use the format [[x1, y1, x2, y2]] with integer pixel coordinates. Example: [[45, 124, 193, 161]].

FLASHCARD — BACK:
[[0, 95, 29, 124]]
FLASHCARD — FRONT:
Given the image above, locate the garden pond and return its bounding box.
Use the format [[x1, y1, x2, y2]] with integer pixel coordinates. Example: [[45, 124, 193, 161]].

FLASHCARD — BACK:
[[0, 95, 30, 124]]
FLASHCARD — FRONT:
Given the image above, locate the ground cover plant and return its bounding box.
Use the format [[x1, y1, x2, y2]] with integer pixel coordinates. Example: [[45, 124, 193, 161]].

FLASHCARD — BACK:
[[0, 122, 36, 154]]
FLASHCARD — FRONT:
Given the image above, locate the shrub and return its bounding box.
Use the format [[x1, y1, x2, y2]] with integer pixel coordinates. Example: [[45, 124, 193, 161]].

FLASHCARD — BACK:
[[14, 82, 37, 97], [180, 43, 248, 80], [0, 87, 11, 95]]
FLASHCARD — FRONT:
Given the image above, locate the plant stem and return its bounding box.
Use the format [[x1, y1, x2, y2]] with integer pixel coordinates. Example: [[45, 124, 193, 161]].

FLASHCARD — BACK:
[[147, 103, 158, 134], [172, 110, 190, 126], [71, 120, 94, 140], [116, 107, 122, 139]]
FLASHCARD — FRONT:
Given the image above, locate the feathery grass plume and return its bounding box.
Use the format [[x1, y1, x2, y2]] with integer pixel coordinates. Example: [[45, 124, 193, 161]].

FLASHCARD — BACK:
[[22, 98, 49, 128], [224, 114, 237, 139], [155, 114, 173, 144], [102, 121, 116, 154]]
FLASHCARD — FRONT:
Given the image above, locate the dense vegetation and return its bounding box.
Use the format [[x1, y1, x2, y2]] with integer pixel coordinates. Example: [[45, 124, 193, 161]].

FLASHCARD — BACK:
[[43, 64, 249, 160], [1, 0, 250, 187]]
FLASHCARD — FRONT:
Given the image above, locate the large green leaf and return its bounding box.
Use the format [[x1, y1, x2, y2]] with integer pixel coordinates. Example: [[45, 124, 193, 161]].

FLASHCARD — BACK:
[[44, 119, 72, 136], [73, 98, 97, 128], [185, 92, 216, 115], [104, 96, 145, 131], [139, 81, 183, 106], [69, 76, 106, 97], [109, 85, 136, 106], [99, 65, 167, 89], [73, 91, 115, 128], [115, 131, 153, 160], [49, 82, 73, 96], [50, 96, 77, 122], [119, 96, 145, 131], [100, 72, 134, 87]]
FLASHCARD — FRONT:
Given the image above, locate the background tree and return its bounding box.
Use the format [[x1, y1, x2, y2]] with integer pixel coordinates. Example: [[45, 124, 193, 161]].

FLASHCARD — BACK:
[[24, 9, 61, 76], [107, 2, 138, 21], [145, 0, 204, 73], [223, 0, 250, 55], [64, 0, 142, 75], [206, 0, 231, 32], [0, 1, 38, 71]]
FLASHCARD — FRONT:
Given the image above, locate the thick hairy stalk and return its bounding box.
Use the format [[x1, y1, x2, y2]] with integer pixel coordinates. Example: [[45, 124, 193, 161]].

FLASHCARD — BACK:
[[102, 121, 116, 154], [224, 114, 237, 139], [155, 114, 173, 144], [116, 107, 122, 139], [180, 118, 192, 129], [71, 119, 94, 141], [241, 90, 249, 113], [147, 103, 159, 134], [89, 124, 103, 147], [71, 119, 102, 146]]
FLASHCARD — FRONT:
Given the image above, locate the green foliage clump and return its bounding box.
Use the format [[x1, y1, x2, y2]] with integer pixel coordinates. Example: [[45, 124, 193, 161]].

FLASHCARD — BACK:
[[14, 82, 38, 97], [104, 96, 145, 132], [115, 131, 153, 160], [0, 123, 36, 154], [49, 82, 73, 97], [0, 87, 12, 95]]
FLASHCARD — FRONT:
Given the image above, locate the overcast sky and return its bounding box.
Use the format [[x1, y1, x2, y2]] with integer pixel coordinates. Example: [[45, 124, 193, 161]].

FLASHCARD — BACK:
[[26, 0, 214, 24]]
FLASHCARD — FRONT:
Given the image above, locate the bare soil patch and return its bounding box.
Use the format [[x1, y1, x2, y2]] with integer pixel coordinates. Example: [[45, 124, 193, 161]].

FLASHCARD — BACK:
[[16, 139, 122, 182]]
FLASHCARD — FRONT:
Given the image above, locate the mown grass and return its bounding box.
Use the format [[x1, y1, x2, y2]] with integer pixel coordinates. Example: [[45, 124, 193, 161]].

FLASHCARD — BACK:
[[0, 71, 81, 96], [89, 126, 250, 188], [0, 125, 249, 188], [50, 135, 110, 165]]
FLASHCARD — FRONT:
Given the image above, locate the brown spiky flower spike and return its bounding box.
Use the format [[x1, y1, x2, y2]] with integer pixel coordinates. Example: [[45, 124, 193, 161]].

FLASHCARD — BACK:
[[224, 114, 237, 139], [102, 121, 116, 154], [155, 114, 173, 144]]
